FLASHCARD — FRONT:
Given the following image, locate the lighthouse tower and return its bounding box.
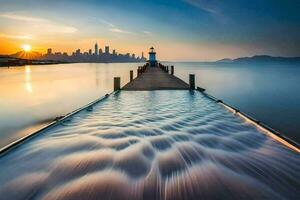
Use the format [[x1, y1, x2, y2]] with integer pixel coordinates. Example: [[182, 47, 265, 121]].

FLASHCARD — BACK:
[[148, 47, 157, 67]]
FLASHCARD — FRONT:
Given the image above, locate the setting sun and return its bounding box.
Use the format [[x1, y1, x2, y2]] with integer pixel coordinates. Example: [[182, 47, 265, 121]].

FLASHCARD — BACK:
[[22, 44, 31, 52]]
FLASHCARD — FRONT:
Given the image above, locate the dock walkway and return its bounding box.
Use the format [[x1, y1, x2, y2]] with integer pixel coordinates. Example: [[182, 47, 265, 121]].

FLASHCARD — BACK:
[[122, 66, 189, 90]]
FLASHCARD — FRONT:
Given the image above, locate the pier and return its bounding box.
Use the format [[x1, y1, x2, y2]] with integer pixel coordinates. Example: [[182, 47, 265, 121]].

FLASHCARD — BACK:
[[122, 47, 190, 91], [122, 64, 189, 90]]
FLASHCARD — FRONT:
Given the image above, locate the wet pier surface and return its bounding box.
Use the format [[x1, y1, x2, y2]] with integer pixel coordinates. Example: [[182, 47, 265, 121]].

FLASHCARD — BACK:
[[122, 66, 189, 90], [0, 91, 299, 200]]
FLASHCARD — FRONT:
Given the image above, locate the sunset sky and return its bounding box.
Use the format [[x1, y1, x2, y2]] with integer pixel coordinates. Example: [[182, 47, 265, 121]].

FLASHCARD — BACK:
[[0, 0, 299, 61]]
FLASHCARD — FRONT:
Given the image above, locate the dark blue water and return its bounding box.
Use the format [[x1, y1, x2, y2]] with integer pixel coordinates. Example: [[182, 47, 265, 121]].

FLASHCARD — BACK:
[[170, 62, 300, 143]]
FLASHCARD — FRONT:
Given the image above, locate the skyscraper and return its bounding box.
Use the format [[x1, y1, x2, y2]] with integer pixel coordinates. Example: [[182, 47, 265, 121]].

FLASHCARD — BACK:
[[99, 48, 103, 55], [89, 49, 92, 55], [47, 48, 52, 55], [95, 42, 98, 55], [105, 46, 109, 54]]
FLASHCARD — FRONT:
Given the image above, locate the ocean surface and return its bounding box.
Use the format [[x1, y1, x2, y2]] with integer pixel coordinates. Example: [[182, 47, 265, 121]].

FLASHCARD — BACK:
[[0, 62, 299, 148], [1, 91, 299, 200]]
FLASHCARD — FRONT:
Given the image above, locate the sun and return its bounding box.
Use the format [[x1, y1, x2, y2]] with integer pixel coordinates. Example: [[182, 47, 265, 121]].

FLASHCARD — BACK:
[[22, 44, 32, 52]]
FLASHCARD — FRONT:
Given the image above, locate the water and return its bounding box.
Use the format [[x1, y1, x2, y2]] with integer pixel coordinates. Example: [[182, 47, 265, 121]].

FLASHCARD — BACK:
[[170, 62, 300, 143], [0, 91, 299, 200], [0, 62, 299, 148], [0, 63, 140, 148]]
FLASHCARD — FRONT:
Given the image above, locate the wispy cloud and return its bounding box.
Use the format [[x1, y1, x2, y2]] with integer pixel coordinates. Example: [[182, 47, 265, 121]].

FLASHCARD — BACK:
[[109, 28, 132, 34], [183, 0, 228, 24], [183, 0, 218, 14], [98, 18, 115, 28], [0, 33, 33, 40], [142, 31, 153, 36], [0, 13, 77, 34], [93, 17, 133, 35], [0, 13, 46, 22]]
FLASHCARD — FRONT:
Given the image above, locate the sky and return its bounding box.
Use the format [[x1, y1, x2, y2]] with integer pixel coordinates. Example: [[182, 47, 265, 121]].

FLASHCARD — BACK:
[[0, 0, 299, 61]]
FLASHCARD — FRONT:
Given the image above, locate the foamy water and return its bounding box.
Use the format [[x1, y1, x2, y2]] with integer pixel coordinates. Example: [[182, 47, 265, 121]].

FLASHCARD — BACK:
[[0, 91, 299, 200]]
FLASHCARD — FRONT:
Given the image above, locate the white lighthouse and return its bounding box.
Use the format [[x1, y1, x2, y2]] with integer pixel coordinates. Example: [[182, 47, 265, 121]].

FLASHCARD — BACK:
[[148, 47, 157, 67]]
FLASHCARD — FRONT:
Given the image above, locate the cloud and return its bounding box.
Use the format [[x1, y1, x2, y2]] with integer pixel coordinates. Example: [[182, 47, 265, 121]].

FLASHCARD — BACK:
[[0, 13, 46, 22], [0, 13, 77, 34], [97, 18, 115, 27], [109, 28, 132, 34], [0, 33, 33, 40], [142, 31, 153, 36], [92, 17, 134, 35], [183, 0, 219, 14], [183, 0, 228, 24]]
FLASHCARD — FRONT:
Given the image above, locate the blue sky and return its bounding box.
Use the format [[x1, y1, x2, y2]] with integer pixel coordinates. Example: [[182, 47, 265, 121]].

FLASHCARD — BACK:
[[0, 0, 299, 60]]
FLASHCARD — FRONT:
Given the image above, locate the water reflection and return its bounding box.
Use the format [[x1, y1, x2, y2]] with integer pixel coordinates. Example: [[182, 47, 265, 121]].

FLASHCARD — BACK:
[[0, 63, 140, 148], [25, 65, 33, 93]]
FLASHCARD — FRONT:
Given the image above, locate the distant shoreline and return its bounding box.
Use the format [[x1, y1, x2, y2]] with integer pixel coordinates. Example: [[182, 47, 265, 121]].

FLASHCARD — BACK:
[[0, 59, 145, 68]]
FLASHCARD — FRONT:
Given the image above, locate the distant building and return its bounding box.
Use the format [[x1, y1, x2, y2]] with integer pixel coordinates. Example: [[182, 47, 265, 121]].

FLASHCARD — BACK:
[[40, 43, 145, 63], [95, 43, 98, 55], [47, 48, 52, 55], [105, 46, 109, 54]]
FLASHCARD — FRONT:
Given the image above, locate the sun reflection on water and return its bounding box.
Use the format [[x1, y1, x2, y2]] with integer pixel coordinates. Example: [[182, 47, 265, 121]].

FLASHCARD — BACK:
[[25, 65, 32, 93]]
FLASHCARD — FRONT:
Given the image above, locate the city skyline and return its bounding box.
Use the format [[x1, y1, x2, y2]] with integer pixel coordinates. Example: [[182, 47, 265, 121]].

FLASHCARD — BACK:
[[7, 42, 147, 63], [45, 42, 146, 58], [0, 0, 299, 61]]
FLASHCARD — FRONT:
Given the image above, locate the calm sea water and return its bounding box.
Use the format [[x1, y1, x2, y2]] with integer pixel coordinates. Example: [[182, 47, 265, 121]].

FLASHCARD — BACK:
[[0, 62, 299, 148]]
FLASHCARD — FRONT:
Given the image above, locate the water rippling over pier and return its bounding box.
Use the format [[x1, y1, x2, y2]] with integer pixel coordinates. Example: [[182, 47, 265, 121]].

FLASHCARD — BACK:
[[0, 91, 299, 200]]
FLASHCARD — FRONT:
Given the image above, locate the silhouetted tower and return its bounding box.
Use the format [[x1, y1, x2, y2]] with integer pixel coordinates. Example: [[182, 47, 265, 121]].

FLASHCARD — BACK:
[[141, 52, 144, 59], [105, 46, 110, 54], [148, 47, 157, 67], [47, 48, 52, 55], [95, 42, 98, 55], [89, 49, 92, 55], [99, 48, 103, 55]]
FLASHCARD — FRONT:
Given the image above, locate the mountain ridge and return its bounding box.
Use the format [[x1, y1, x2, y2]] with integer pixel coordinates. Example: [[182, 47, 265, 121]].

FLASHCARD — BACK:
[[217, 55, 300, 63]]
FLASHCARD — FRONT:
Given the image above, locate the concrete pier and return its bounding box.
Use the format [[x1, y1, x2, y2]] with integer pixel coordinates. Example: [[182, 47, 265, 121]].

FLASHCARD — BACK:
[[122, 65, 189, 90]]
